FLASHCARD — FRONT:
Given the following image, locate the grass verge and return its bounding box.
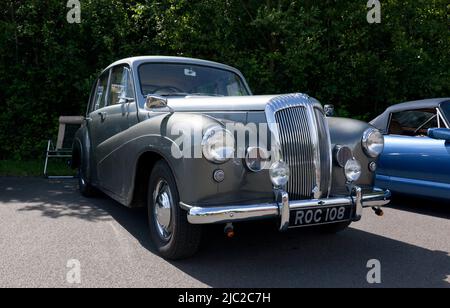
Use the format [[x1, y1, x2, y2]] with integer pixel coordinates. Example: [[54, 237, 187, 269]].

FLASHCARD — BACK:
[[0, 160, 76, 177]]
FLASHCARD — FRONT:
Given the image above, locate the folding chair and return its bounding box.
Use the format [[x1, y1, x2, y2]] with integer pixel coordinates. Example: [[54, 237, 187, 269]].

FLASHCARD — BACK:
[[44, 116, 84, 179]]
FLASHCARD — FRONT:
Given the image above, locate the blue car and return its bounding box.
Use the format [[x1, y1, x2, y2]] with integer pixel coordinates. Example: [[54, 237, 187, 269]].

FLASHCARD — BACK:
[[371, 98, 450, 200]]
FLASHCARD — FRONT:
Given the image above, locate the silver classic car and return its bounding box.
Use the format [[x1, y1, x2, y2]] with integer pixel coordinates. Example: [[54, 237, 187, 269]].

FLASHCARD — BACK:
[[72, 56, 390, 259]]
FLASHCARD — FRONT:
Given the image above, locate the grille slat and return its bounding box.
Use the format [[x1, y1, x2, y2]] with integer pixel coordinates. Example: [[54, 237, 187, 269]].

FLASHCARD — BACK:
[[287, 109, 299, 196], [273, 104, 331, 200]]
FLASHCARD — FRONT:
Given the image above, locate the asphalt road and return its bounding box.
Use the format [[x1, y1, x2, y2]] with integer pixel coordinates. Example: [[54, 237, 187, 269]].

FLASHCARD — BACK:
[[0, 177, 449, 288]]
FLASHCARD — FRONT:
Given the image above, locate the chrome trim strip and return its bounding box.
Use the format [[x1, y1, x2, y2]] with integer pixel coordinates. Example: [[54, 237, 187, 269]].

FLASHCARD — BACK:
[[181, 189, 391, 225], [312, 106, 333, 198], [306, 103, 322, 199]]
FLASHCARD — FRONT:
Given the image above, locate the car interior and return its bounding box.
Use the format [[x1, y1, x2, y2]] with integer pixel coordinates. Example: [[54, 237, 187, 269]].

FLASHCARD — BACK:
[[388, 109, 439, 137]]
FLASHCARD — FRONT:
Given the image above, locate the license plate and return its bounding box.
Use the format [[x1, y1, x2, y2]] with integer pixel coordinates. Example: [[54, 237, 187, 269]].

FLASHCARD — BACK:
[[289, 205, 352, 228]]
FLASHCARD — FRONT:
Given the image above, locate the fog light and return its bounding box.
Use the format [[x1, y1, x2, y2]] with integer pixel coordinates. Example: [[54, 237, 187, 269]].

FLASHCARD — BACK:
[[345, 158, 362, 182], [269, 161, 290, 188]]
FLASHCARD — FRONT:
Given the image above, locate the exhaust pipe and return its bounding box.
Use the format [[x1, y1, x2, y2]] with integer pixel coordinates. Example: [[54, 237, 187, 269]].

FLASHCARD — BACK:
[[224, 223, 235, 238], [372, 207, 384, 217]]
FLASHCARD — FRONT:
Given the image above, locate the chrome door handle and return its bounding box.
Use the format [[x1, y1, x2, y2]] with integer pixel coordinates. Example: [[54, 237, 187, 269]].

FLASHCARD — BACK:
[[98, 112, 107, 121]]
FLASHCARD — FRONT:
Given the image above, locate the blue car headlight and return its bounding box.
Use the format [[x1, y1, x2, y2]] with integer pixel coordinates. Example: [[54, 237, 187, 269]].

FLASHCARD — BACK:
[[362, 128, 384, 158]]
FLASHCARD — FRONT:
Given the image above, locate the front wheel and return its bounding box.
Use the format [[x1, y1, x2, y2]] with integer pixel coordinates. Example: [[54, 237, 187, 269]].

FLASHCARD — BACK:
[[147, 161, 202, 260]]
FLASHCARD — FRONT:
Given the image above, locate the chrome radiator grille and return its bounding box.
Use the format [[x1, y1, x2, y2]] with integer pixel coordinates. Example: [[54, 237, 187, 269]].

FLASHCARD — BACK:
[[270, 96, 332, 200], [275, 107, 316, 200]]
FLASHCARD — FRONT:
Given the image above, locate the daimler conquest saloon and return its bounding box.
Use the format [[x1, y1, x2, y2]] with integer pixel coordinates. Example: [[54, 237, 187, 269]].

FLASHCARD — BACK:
[[72, 56, 390, 259]]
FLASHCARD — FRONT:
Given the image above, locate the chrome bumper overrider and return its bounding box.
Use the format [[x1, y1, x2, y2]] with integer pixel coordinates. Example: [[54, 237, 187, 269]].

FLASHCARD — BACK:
[[179, 187, 391, 231]]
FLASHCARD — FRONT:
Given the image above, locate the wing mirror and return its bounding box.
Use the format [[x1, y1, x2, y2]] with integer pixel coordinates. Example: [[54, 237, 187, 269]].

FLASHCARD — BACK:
[[428, 128, 450, 141], [324, 104, 335, 117], [145, 95, 173, 113]]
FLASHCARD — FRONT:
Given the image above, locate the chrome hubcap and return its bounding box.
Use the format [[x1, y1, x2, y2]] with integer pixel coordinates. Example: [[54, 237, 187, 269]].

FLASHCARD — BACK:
[[153, 179, 173, 242]]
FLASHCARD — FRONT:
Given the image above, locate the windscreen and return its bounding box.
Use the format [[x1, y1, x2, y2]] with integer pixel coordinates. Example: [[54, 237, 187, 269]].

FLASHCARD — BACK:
[[138, 63, 249, 97]]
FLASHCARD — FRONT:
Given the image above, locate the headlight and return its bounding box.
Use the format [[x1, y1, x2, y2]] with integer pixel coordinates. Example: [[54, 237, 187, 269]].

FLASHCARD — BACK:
[[269, 161, 290, 187], [345, 158, 362, 182], [362, 128, 384, 158], [245, 147, 271, 172], [202, 126, 235, 163]]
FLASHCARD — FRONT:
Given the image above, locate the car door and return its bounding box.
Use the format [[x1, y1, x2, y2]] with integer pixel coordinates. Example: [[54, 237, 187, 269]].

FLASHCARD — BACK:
[[377, 108, 450, 198], [94, 65, 139, 192], [87, 70, 110, 181]]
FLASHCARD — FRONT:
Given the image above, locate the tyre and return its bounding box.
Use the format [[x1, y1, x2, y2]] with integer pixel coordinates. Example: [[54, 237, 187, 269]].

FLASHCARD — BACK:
[[78, 167, 97, 198], [318, 221, 351, 234], [147, 160, 202, 260]]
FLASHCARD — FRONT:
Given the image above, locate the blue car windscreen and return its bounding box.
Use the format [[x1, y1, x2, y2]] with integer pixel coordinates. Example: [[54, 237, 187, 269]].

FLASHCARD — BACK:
[[440, 101, 450, 123]]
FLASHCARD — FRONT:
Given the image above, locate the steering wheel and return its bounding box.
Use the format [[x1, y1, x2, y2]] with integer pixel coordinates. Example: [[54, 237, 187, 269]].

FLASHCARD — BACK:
[[152, 86, 184, 94]]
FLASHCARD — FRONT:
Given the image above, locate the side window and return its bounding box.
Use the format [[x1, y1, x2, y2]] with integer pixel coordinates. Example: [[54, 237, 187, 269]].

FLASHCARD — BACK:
[[108, 66, 135, 106], [93, 71, 109, 111], [389, 109, 438, 136], [439, 101, 450, 127], [87, 82, 97, 114]]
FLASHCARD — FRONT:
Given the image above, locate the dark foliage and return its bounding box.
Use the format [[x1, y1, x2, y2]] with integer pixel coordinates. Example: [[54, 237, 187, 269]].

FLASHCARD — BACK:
[[0, 0, 449, 160]]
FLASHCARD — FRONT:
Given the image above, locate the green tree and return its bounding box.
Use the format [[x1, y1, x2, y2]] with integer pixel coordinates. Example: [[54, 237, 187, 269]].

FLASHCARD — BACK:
[[0, 0, 449, 160]]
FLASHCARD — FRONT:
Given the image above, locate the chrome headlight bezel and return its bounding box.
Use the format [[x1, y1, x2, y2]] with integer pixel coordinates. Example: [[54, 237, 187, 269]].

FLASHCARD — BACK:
[[245, 147, 271, 173], [201, 126, 235, 164], [362, 128, 384, 158], [334, 145, 353, 168]]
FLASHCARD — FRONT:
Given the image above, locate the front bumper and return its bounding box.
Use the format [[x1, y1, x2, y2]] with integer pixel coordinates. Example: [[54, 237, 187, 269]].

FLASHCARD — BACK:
[[180, 187, 391, 231]]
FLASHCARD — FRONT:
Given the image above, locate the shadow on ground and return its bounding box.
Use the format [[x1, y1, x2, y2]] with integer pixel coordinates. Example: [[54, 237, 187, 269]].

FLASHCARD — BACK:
[[388, 194, 450, 220], [1, 177, 449, 288]]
